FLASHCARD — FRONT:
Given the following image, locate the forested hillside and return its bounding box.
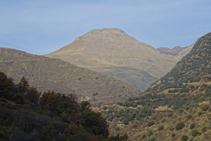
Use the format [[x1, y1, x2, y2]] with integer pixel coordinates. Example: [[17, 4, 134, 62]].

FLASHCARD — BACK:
[[0, 72, 128, 141]]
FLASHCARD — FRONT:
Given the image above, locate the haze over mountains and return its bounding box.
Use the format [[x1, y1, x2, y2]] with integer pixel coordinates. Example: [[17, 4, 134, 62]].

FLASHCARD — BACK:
[[47, 28, 194, 92], [0, 48, 140, 105]]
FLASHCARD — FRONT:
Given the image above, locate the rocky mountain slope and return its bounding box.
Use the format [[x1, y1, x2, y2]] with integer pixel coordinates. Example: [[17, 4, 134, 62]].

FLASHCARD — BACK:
[[0, 48, 140, 105], [147, 32, 211, 94], [94, 32, 211, 141], [46, 28, 194, 92]]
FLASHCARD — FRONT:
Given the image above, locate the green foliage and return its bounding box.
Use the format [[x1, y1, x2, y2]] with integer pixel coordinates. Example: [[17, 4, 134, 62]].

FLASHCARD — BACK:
[[190, 123, 195, 129], [149, 136, 156, 141], [187, 114, 192, 120], [93, 93, 98, 96], [176, 122, 185, 130], [202, 127, 207, 132], [123, 119, 129, 125], [171, 133, 175, 138], [198, 112, 202, 116], [0, 72, 124, 141], [148, 130, 153, 137], [42, 124, 55, 140], [158, 125, 164, 130], [18, 77, 29, 94], [192, 129, 199, 137], [147, 121, 155, 127], [181, 135, 189, 141], [202, 105, 209, 111], [142, 134, 146, 139]]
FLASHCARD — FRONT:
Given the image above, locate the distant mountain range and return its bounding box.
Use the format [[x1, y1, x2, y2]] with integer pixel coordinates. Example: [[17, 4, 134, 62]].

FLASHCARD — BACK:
[[46, 28, 194, 92], [0, 48, 140, 105]]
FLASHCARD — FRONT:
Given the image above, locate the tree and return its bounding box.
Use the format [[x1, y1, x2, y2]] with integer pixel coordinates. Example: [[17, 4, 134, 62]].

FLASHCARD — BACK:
[[25, 87, 40, 104], [80, 110, 109, 138], [0, 72, 15, 99], [18, 77, 29, 94]]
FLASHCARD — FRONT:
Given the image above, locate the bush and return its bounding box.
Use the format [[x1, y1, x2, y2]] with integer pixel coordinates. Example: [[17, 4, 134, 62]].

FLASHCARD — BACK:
[[192, 130, 199, 137], [176, 122, 185, 130], [142, 134, 146, 139], [179, 109, 184, 113], [187, 114, 192, 120], [202, 127, 207, 132], [202, 105, 209, 111], [190, 123, 195, 129], [158, 125, 164, 130], [181, 135, 188, 141], [150, 136, 156, 141], [198, 112, 202, 116], [123, 119, 129, 125], [147, 121, 155, 127], [148, 130, 153, 137], [171, 133, 175, 138], [168, 112, 173, 117], [170, 127, 174, 131]]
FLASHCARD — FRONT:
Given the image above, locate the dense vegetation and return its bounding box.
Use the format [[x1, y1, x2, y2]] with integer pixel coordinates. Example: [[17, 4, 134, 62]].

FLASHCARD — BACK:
[[0, 72, 128, 141]]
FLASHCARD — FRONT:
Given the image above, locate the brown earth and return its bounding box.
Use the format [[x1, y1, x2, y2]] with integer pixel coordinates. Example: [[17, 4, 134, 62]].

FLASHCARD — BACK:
[[46, 28, 194, 92], [0, 48, 140, 105]]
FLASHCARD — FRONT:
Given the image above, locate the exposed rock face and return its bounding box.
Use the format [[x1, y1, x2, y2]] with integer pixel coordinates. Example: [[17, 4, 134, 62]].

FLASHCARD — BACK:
[[0, 48, 140, 105], [47, 28, 194, 91]]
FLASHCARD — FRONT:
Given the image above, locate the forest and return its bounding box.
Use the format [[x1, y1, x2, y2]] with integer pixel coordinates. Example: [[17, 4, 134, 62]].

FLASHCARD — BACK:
[[0, 72, 128, 141]]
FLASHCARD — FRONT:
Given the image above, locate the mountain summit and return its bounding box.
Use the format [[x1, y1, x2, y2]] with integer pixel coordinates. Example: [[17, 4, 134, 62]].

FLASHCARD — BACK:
[[47, 28, 193, 91]]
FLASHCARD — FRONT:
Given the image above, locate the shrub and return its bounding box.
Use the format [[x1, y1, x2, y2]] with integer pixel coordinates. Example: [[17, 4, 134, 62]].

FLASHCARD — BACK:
[[158, 125, 164, 130], [187, 114, 192, 120], [150, 136, 156, 141], [181, 135, 188, 141], [170, 127, 174, 131], [168, 112, 173, 117], [171, 133, 175, 138], [176, 122, 185, 130], [148, 130, 153, 137], [142, 134, 146, 139], [198, 112, 202, 116], [192, 130, 199, 137], [202, 127, 207, 132], [147, 121, 155, 127], [179, 109, 184, 113], [123, 119, 129, 125], [190, 123, 195, 129], [202, 105, 209, 111], [93, 93, 98, 96]]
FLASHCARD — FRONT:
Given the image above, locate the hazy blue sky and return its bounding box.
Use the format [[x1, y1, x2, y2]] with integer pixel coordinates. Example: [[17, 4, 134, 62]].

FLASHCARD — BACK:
[[0, 0, 211, 55]]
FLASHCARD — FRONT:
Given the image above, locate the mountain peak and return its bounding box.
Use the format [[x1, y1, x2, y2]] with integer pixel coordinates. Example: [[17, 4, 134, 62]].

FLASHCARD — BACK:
[[75, 28, 129, 42]]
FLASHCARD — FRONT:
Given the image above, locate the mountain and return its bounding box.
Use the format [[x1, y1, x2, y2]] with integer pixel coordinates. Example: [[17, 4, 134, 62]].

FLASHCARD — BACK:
[[147, 32, 211, 94], [0, 48, 140, 105], [46, 28, 194, 92], [94, 32, 211, 141]]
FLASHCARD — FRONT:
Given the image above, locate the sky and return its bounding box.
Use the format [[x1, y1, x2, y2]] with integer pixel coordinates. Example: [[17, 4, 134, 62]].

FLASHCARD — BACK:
[[0, 0, 211, 55]]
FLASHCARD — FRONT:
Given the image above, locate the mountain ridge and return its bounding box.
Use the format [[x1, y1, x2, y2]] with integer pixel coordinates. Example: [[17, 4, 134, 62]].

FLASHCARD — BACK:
[[0, 47, 140, 105], [46, 28, 194, 91]]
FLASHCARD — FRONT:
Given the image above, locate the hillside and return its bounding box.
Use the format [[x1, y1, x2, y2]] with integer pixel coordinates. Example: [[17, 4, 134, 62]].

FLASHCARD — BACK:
[[46, 28, 194, 91], [0, 72, 128, 141], [147, 32, 211, 94], [0, 48, 140, 105], [92, 32, 211, 141]]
